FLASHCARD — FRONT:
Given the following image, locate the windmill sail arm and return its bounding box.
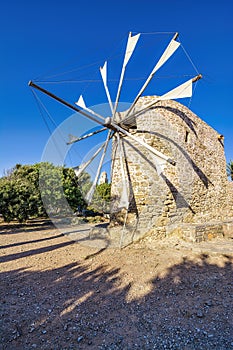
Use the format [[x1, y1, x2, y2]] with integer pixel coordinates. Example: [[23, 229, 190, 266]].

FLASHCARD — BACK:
[[85, 130, 112, 204], [67, 127, 107, 145], [113, 32, 140, 118], [100, 61, 114, 114], [123, 74, 202, 123], [117, 133, 129, 208], [28, 81, 104, 126], [123, 32, 141, 67], [112, 122, 175, 165], [73, 142, 106, 178], [151, 32, 180, 74], [123, 32, 180, 120]]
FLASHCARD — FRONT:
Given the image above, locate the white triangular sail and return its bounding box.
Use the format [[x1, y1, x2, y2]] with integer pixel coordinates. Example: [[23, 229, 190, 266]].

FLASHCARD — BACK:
[[100, 61, 107, 85], [100, 61, 114, 114], [123, 33, 180, 119], [75, 95, 105, 121], [160, 78, 192, 100], [151, 35, 180, 75], [76, 95, 86, 109], [140, 78, 193, 108], [126, 76, 198, 122], [123, 32, 141, 67], [113, 32, 140, 118]]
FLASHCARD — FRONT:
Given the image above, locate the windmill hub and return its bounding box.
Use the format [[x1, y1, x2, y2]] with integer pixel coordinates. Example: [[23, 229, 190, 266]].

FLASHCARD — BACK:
[[104, 117, 112, 126]]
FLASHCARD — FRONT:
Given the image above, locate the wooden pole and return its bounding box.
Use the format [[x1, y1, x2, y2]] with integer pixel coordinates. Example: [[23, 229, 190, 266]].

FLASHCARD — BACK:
[[28, 81, 104, 126]]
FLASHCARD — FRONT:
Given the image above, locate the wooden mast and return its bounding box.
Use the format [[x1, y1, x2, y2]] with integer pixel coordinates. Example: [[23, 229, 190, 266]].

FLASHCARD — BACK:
[[28, 81, 104, 126]]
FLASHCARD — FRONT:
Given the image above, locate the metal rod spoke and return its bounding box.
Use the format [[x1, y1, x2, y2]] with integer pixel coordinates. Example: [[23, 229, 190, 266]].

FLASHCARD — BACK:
[[112, 122, 176, 165], [67, 127, 107, 145], [85, 130, 112, 204], [73, 143, 106, 178], [117, 133, 129, 209]]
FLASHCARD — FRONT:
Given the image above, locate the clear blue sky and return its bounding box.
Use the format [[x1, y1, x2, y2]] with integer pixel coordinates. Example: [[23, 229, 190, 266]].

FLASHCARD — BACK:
[[1, 0, 233, 176]]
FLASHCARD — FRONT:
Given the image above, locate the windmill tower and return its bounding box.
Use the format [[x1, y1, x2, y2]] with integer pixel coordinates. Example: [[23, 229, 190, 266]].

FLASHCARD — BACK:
[[110, 97, 233, 243]]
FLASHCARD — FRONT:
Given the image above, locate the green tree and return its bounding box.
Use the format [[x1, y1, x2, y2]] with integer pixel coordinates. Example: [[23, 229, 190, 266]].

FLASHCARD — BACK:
[[76, 171, 92, 198], [0, 164, 46, 222], [62, 167, 86, 211], [227, 160, 233, 181], [96, 183, 111, 202], [91, 183, 111, 213], [0, 162, 87, 222]]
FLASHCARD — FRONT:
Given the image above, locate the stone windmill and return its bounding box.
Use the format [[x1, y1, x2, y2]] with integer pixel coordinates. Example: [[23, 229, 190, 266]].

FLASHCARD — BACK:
[[29, 32, 233, 246]]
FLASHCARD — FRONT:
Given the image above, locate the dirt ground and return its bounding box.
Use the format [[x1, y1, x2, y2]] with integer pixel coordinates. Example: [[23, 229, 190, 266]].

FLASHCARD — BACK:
[[0, 220, 233, 349]]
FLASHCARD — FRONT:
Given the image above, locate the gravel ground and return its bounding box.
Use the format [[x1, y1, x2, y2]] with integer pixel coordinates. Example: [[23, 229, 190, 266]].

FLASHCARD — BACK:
[[0, 220, 233, 349]]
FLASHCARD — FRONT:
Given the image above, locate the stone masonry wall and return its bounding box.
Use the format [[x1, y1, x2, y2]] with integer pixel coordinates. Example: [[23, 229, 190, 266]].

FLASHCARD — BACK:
[[110, 97, 233, 241]]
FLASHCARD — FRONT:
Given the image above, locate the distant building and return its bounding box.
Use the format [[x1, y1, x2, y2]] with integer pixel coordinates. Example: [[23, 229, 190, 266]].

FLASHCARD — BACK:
[[99, 171, 108, 185]]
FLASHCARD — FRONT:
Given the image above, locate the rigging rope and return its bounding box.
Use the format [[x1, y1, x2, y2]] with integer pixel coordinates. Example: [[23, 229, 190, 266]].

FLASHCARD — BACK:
[[34, 34, 126, 82], [179, 42, 200, 75], [30, 88, 65, 163], [35, 75, 196, 85], [188, 80, 198, 108], [131, 31, 177, 35], [34, 59, 106, 81], [31, 88, 58, 130]]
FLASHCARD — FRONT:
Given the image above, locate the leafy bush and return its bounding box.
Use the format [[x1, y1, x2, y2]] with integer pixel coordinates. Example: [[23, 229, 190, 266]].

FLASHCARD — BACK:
[[0, 163, 87, 222]]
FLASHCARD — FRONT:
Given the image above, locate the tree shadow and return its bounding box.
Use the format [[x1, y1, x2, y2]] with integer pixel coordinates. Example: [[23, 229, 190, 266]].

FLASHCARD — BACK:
[[1, 250, 232, 349], [0, 240, 74, 263], [0, 234, 64, 250], [0, 220, 55, 235]]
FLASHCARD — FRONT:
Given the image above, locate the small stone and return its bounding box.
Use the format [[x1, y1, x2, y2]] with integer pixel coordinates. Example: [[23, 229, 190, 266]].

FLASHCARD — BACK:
[[77, 336, 84, 342], [196, 310, 204, 318]]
